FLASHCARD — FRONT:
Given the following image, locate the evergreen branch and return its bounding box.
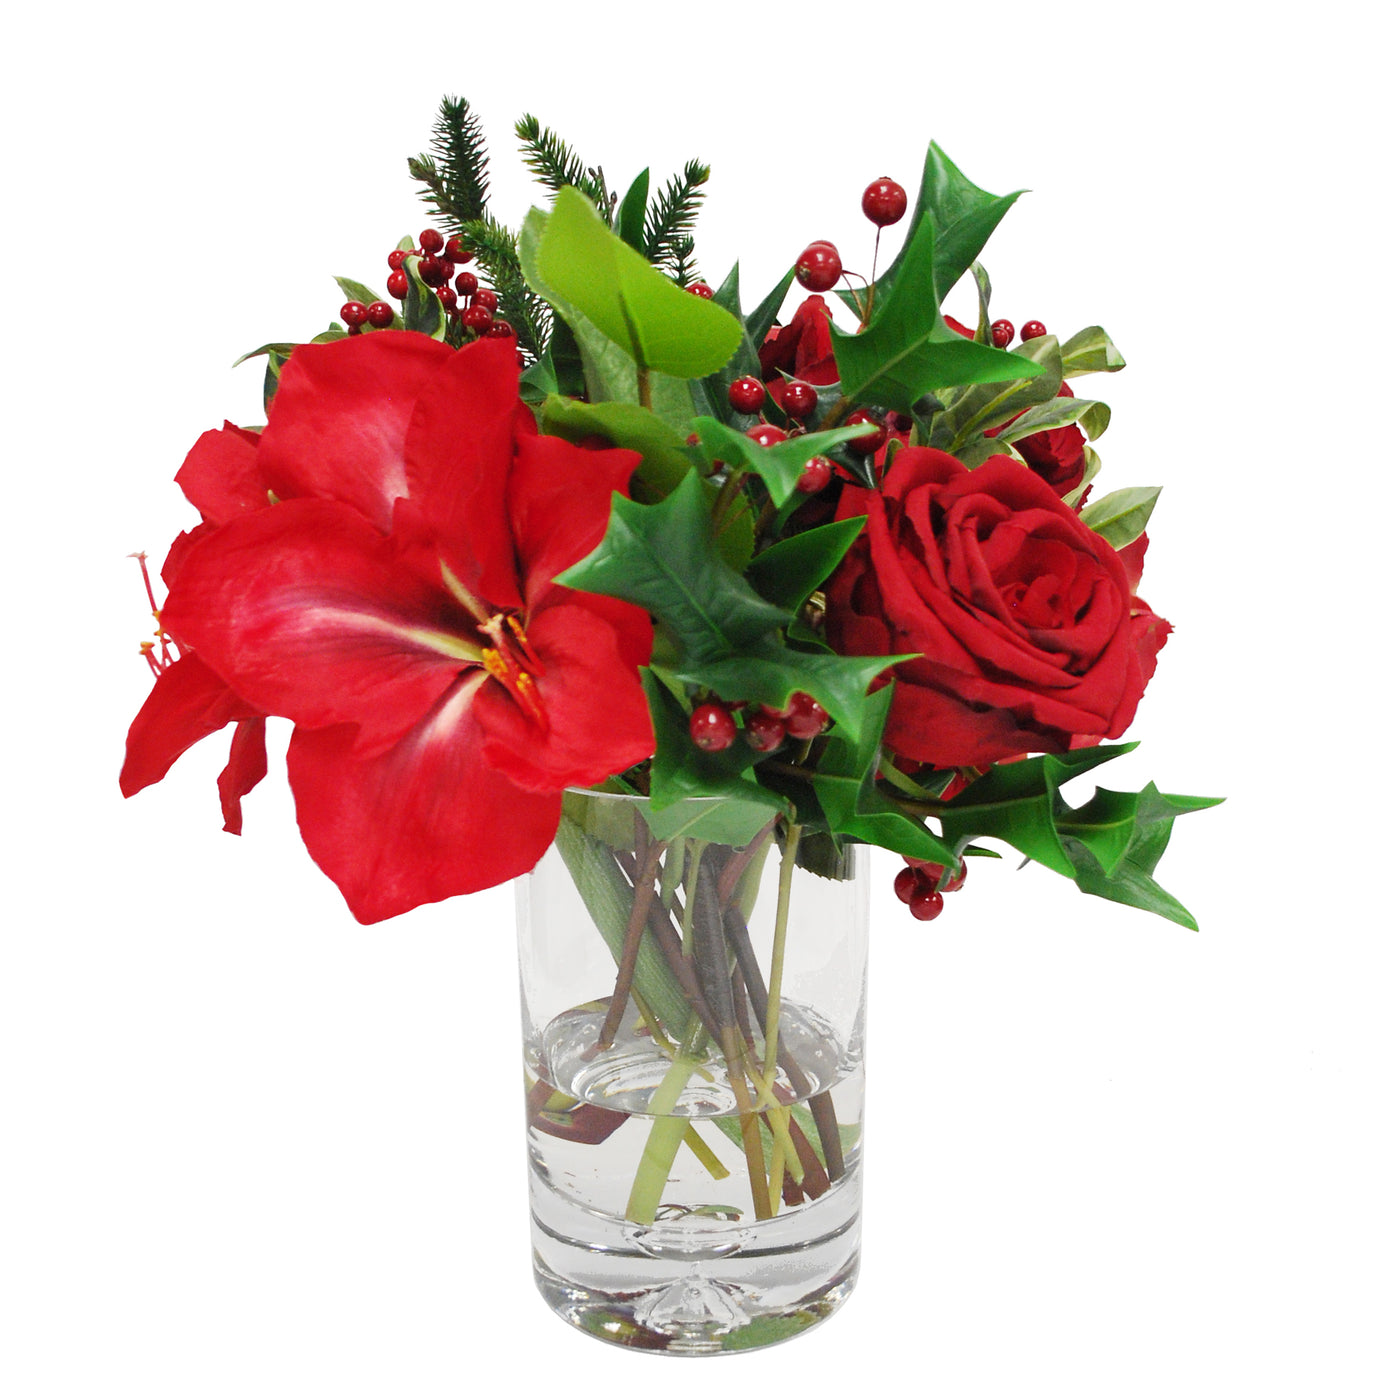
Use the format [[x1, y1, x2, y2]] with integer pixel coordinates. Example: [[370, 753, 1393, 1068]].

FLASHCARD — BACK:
[[644, 158, 710, 264], [514, 113, 609, 214], [458, 215, 550, 359], [669, 235, 700, 289], [408, 95, 490, 226]]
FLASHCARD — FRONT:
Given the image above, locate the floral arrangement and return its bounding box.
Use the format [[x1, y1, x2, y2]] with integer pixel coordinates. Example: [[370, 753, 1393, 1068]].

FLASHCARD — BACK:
[[121, 97, 1217, 930]]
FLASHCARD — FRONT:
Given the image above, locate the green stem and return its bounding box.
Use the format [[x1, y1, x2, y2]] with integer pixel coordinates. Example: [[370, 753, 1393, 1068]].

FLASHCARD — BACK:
[[626, 1019, 708, 1224], [762, 822, 801, 1088], [637, 365, 652, 410]]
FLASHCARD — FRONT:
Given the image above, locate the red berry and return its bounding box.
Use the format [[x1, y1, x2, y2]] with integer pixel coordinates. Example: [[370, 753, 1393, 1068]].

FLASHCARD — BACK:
[[797, 455, 833, 494], [893, 867, 921, 904], [366, 301, 394, 328], [436, 286, 458, 310], [783, 692, 828, 740], [386, 269, 410, 299], [686, 282, 715, 298], [487, 318, 516, 339], [340, 300, 368, 327], [795, 242, 842, 292], [690, 703, 737, 751], [861, 177, 908, 228], [419, 228, 445, 254], [909, 887, 945, 921], [728, 376, 766, 414], [779, 380, 817, 418], [462, 304, 493, 332], [472, 288, 498, 313], [388, 249, 408, 271], [418, 257, 448, 288], [346, 324, 362, 336], [1020, 320, 1047, 341], [844, 409, 886, 455], [745, 710, 787, 753], [444, 235, 471, 264], [746, 423, 787, 448], [990, 319, 1015, 348], [454, 271, 479, 297]]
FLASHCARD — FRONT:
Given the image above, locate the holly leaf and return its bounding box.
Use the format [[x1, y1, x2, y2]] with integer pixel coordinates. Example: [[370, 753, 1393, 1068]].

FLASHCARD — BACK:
[[690, 417, 872, 508], [1080, 486, 1160, 549], [533, 185, 741, 378], [1060, 325, 1126, 378], [830, 213, 1036, 415], [557, 471, 789, 660], [840, 139, 1024, 315], [745, 517, 867, 613], [928, 333, 1062, 451]]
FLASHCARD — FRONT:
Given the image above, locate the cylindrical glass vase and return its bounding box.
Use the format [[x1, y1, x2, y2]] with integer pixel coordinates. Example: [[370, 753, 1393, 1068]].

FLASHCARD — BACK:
[[516, 790, 868, 1354]]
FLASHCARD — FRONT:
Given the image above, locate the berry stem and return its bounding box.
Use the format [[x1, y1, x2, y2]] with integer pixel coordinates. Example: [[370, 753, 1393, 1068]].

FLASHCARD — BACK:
[[636, 365, 652, 411], [711, 469, 748, 533], [761, 821, 802, 1090], [593, 815, 665, 1052]]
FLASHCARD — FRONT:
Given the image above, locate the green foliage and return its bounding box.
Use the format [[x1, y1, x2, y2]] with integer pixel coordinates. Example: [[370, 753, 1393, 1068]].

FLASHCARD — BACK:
[[1061, 325, 1127, 377], [514, 112, 610, 213], [643, 158, 711, 281], [531, 187, 741, 379], [1080, 485, 1160, 548], [407, 95, 490, 226], [690, 418, 872, 510], [830, 214, 1039, 415], [615, 168, 650, 252], [745, 518, 867, 613]]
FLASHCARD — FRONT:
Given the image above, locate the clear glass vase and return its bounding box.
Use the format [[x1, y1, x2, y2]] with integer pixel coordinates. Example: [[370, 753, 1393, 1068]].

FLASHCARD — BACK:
[[515, 789, 869, 1354]]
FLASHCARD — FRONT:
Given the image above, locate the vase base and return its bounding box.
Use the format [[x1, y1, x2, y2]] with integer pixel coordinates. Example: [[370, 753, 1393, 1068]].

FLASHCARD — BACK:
[[528, 1163, 861, 1354]]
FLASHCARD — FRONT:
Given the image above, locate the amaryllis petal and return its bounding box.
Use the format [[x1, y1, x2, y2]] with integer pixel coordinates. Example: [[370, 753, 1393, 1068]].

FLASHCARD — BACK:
[[161, 499, 477, 755], [258, 332, 455, 531], [402, 337, 524, 608], [120, 653, 258, 797], [217, 718, 268, 835], [175, 422, 266, 525], [286, 679, 561, 923], [475, 602, 654, 793], [507, 432, 641, 611]]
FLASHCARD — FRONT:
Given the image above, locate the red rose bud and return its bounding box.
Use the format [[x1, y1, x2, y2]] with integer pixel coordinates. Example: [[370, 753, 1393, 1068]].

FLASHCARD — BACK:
[[795, 241, 842, 292]]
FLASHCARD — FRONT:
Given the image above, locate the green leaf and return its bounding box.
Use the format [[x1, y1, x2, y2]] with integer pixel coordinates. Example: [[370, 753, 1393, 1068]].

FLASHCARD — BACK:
[[990, 394, 1110, 444], [615, 168, 650, 253], [533, 186, 741, 378], [518, 349, 558, 402], [971, 260, 993, 344], [841, 139, 1023, 315], [233, 341, 297, 369], [641, 671, 786, 844], [401, 255, 445, 338], [745, 267, 796, 347], [1060, 325, 1126, 378], [830, 213, 1036, 415], [557, 471, 789, 661], [334, 276, 383, 311], [690, 417, 872, 508], [675, 645, 895, 743], [1062, 444, 1101, 509], [1080, 486, 1160, 548], [745, 517, 866, 613], [930, 333, 1062, 450]]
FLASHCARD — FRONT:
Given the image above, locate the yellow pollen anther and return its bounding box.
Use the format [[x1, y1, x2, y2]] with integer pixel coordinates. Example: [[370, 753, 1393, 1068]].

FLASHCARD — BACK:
[[482, 648, 511, 684]]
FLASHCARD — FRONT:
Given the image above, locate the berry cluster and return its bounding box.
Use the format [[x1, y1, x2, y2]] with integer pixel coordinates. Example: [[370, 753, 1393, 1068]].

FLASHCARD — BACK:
[[990, 318, 1048, 348], [893, 858, 967, 921], [343, 229, 516, 343], [689, 692, 829, 753]]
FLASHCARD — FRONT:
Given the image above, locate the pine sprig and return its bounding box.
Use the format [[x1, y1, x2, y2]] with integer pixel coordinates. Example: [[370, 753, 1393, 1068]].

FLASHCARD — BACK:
[[669, 235, 700, 289], [457, 215, 550, 360], [643, 159, 710, 277], [514, 114, 610, 215], [407, 96, 490, 227]]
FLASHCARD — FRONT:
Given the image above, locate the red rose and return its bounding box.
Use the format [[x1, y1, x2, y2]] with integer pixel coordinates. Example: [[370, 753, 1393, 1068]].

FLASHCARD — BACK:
[[1008, 384, 1087, 495], [759, 295, 838, 389], [826, 448, 1168, 767]]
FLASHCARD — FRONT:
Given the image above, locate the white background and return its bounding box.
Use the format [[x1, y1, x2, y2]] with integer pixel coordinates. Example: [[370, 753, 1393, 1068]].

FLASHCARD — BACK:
[[3, 3, 1396, 1396]]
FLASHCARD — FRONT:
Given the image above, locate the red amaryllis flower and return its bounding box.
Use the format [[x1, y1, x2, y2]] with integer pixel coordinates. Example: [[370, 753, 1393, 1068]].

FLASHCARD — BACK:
[[759, 294, 838, 390], [122, 333, 654, 922]]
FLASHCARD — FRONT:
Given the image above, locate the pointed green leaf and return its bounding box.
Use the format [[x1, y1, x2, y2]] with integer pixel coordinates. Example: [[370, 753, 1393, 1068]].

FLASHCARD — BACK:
[[1062, 444, 1102, 509], [533, 186, 741, 377], [929, 333, 1062, 450], [557, 472, 788, 660], [1060, 325, 1126, 378], [334, 276, 383, 311], [1080, 486, 1160, 548], [690, 417, 872, 507], [745, 267, 796, 346], [615, 168, 650, 252], [401, 255, 445, 338], [746, 517, 867, 613], [991, 394, 1110, 444], [830, 214, 1036, 414]]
